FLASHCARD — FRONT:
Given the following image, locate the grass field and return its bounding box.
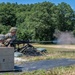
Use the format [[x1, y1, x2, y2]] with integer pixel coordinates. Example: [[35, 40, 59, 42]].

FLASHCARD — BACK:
[[21, 44, 75, 61], [1, 44, 75, 75]]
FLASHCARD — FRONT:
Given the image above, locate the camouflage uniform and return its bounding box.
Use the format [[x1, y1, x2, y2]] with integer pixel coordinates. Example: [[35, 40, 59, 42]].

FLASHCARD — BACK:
[[4, 27, 17, 46], [5, 33, 17, 41], [0, 34, 5, 47]]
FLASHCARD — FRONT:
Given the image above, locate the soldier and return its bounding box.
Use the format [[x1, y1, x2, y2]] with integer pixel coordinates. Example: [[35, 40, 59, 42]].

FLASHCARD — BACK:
[[4, 27, 17, 47], [0, 34, 5, 47]]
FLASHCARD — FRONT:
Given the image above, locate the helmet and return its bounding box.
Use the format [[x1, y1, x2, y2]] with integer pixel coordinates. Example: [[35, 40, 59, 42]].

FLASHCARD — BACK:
[[9, 27, 17, 33], [0, 34, 5, 41]]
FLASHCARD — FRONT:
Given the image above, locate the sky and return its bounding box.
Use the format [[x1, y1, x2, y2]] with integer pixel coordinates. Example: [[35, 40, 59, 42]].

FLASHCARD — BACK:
[[0, 0, 75, 10]]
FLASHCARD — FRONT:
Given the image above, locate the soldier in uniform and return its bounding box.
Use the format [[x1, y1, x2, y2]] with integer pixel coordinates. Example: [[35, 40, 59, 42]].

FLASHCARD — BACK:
[[4, 27, 17, 47], [0, 34, 5, 47]]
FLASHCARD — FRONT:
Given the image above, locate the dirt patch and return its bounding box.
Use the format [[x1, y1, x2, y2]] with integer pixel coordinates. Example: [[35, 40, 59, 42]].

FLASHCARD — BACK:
[[33, 44, 75, 49]]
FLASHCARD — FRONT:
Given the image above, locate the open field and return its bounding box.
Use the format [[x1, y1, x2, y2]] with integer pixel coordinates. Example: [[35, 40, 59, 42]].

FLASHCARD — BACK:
[[20, 44, 75, 61], [1, 44, 75, 75]]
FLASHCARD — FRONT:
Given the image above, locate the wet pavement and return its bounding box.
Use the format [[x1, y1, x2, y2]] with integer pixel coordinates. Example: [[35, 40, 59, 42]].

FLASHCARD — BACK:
[[14, 58, 75, 71]]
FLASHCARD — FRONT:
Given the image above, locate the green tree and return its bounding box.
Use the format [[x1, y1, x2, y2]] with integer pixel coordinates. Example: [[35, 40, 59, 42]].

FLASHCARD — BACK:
[[56, 2, 74, 31], [0, 3, 16, 26], [28, 2, 56, 41]]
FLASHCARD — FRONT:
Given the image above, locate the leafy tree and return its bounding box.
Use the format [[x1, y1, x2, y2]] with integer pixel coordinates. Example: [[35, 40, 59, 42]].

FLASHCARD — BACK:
[[0, 3, 16, 26], [28, 2, 56, 41], [56, 2, 74, 31], [0, 24, 10, 34], [0, 2, 75, 42]]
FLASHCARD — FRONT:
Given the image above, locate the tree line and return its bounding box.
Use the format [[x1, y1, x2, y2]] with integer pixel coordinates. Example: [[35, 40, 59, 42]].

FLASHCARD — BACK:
[[0, 2, 75, 41]]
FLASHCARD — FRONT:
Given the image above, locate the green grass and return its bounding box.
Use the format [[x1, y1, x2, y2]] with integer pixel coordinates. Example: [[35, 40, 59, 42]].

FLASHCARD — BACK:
[[2, 65, 75, 75], [1, 44, 75, 75], [20, 65, 75, 75], [22, 46, 75, 61]]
